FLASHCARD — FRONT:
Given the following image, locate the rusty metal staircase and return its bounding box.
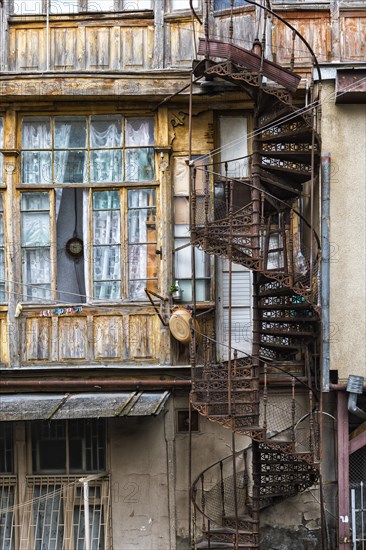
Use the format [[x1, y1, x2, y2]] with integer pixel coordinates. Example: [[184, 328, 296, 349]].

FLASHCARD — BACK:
[[189, 8, 321, 548]]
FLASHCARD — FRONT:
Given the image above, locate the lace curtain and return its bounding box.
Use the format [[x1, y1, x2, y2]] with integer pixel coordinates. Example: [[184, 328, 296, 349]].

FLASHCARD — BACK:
[[90, 116, 122, 183], [125, 118, 154, 182], [21, 193, 51, 301], [93, 191, 121, 300], [22, 118, 52, 184], [128, 189, 156, 299]]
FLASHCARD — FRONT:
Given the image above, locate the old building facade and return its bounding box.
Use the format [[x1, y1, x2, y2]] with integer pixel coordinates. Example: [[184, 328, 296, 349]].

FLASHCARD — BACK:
[[0, 0, 365, 549]]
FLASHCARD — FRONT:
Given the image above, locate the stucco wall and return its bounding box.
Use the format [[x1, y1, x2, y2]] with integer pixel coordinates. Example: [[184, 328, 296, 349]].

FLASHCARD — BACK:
[[321, 81, 366, 383], [109, 394, 249, 550]]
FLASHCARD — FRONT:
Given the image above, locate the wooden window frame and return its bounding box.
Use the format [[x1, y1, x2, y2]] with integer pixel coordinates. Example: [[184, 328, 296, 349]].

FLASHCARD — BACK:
[[30, 419, 106, 475], [173, 154, 212, 303], [18, 113, 158, 304]]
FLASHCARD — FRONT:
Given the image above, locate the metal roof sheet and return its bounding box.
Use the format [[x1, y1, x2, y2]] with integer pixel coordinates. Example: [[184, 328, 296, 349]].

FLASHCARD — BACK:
[[0, 391, 170, 421]]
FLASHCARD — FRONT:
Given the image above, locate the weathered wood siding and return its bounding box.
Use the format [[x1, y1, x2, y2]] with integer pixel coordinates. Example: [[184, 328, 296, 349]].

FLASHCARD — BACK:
[[0, 316, 8, 365], [340, 11, 366, 61], [272, 12, 331, 65], [20, 311, 160, 364], [8, 21, 155, 72]]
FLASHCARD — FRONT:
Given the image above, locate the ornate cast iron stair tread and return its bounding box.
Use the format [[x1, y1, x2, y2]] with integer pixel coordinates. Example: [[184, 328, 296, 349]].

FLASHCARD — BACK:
[[258, 150, 313, 163], [258, 162, 311, 178], [197, 38, 301, 93], [196, 543, 257, 549], [258, 128, 314, 143], [258, 328, 314, 337]]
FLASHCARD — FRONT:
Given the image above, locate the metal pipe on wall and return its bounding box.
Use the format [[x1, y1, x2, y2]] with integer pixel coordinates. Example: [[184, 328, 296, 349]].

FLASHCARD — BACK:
[[321, 153, 331, 392], [0, 379, 191, 389]]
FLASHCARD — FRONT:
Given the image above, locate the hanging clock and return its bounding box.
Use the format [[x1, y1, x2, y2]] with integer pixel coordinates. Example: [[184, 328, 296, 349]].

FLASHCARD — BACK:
[[66, 236, 84, 259]]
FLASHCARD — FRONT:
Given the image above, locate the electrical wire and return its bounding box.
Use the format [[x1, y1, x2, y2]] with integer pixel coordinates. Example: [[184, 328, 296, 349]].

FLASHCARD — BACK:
[[191, 75, 366, 163]]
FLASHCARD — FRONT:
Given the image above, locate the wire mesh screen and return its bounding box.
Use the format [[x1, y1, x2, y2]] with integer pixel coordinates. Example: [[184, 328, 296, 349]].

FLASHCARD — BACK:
[[350, 446, 366, 549]]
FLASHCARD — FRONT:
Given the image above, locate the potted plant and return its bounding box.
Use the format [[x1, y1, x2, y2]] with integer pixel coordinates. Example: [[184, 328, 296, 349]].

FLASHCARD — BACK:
[[169, 281, 184, 302]]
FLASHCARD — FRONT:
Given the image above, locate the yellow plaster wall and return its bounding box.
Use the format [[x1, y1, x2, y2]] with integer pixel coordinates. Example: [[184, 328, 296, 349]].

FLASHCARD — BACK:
[[321, 82, 366, 382]]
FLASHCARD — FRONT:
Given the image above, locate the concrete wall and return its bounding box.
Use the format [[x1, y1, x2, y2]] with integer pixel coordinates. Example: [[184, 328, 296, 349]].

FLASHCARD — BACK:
[[109, 394, 250, 550], [321, 81, 366, 383]]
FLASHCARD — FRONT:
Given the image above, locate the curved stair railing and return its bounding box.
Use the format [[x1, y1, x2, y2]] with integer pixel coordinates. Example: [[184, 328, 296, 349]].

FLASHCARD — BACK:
[[189, 2, 322, 548], [191, 346, 320, 549]]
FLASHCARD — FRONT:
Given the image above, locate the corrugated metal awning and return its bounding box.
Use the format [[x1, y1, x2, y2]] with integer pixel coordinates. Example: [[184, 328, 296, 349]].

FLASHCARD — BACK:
[[0, 392, 170, 421]]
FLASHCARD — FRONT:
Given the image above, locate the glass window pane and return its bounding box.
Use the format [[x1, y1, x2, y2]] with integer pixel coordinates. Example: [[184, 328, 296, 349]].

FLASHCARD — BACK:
[[94, 248, 121, 284], [87, 0, 115, 10], [50, 0, 79, 13], [90, 150, 122, 183], [22, 249, 51, 300], [93, 211, 120, 245], [128, 189, 155, 209], [174, 224, 190, 238], [21, 151, 52, 184], [90, 115, 122, 147], [175, 241, 191, 278], [93, 190, 120, 210], [0, 118, 3, 183], [22, 118, 51, 149], [214, 0, 248, 8], [0, 250, 4, 280], [94, 247, 121, 281], [54, 117, 87, 149], [21, 192, 50, 211], [171, 0, 198, 9], [128, 245, 157, 280], [94, 281, 120, 300], [13, 1, 43, 15], [21, 213, 50, 246], [129, 279, 157, 300], [125, 148, 154, 181], [125, 118, 154, 146], [54, 151, 87, 183], [128, 210, 156, 243], [123, 0, 152, 8]]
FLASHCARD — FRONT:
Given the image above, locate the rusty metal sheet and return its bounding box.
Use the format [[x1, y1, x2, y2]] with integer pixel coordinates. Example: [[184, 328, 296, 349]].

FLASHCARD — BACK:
[[0, 394, 66, 421], [336, 70, 366, 103], [198, 38, 301, 93]]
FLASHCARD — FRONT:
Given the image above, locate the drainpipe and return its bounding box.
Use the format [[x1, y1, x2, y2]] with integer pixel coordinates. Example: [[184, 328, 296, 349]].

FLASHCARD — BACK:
[[346, 375, 366, 420], [321, 153, 331, 392]]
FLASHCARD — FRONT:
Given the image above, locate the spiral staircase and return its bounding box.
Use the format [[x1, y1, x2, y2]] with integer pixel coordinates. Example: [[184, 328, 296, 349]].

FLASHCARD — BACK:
[[188, 15, 322, 550]]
